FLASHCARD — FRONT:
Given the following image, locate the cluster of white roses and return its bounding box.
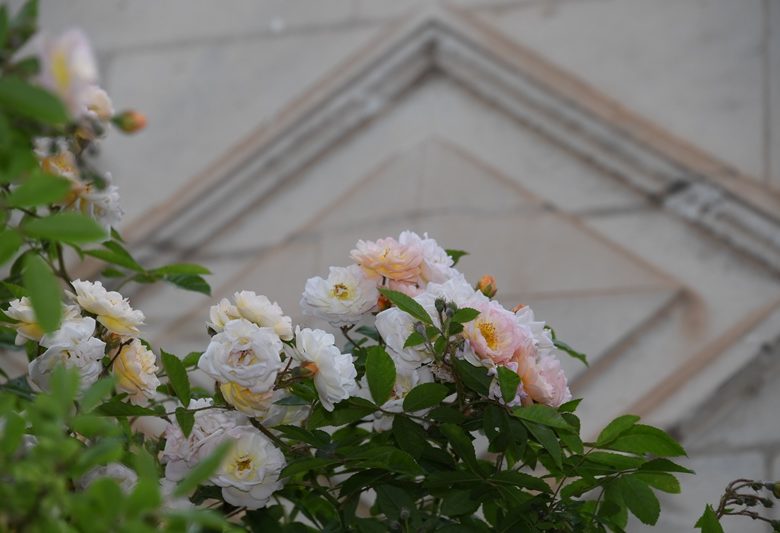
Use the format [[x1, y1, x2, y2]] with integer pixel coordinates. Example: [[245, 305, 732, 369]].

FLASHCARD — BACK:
[[5, 280, 157, 403], [31, 29, 142, 233]]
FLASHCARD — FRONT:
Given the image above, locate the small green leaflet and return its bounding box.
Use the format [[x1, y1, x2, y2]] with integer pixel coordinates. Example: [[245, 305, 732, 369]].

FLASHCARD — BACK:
[[22, 254, 60, 332], [445, 249, 468, 266], [161, 350, 191, 406], [378, 288, 432, 325], [496, 366, 520, 403], [365, 346, 395, 405], [402, 382, 449, 412]]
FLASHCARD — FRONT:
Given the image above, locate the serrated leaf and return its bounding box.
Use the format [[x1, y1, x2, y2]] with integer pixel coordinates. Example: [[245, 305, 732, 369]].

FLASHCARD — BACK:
[[378, 288, 431, 325], [162, 350, 190, 406], [618, 475, 660, 525], [634, 472, 681, 493], [511, 404, 572, 431], [496, 366, 520, 403], [365, 346, 395, 405], [402, 382, 448, 412], [440, 423, 479, 473], [639, 458, 694, 474], [523, 421, 562, 469], [7, 172, 71, 207], [22, 254, 60, 332], [608, 424, 686, 457], [596, 414, 640, 447], [181, 351, 202, 368], [453, 358, 491, 396], [23, 212, 107, 244], [695, 505, 724, 533], [175, 407, 195, 438], [164, 273, 211, 295], [451, 307, 480, 324], [403, 330, 426, 348]]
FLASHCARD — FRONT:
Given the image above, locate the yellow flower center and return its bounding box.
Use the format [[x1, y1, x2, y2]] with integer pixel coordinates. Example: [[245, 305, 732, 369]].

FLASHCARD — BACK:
[[331, 283, 352, 300], [235, 456, 253, 473], [478, 321, 498, 351], [52, 50, 71, 92]]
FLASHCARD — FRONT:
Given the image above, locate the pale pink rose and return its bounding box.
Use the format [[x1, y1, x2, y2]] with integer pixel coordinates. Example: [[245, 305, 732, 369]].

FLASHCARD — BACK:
[[463, 300, 528, 364], [387, 279, 423, 298], [398, 231, 455, 284], [350, 237, 423, 283], [515, 353, 571, 408]]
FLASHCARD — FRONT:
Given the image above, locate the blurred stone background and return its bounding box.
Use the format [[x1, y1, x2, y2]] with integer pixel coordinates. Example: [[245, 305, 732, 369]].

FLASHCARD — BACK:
[[19, 1, 780, 530]]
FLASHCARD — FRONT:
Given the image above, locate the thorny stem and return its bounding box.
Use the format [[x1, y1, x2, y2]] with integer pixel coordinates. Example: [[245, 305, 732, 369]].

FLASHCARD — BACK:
[[340, 324, 360, 350]]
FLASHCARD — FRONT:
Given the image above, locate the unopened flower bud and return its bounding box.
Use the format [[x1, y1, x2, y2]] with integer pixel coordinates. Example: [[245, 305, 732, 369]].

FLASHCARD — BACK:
[[770, 482, 780, 499], [112, 110, 147, 134], [377, 293, 392, 312], [414, 322, 426, 336], [434, 298, 446, 313], [476, 275, 497, 298], [512, 303, 526, 313]]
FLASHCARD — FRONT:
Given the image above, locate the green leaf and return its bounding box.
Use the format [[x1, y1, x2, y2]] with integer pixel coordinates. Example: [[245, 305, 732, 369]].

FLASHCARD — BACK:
[[523, 421, 562, 469], [24, 212, 107, 244], [151, 263, 211, 276], [84, 241, 144, 272], [164, 274, 211, 295], [378, 288, 432, 325], [445, 249, 468, 266], [441, 490, 481, 517], [392, 415, 428, 459], [639, 458, 695, 474], [403, 331, 426, 348], [491, 470, 552, 493], [586, 451, 645, 470], [0, 230, 22, 265], [181, 351, 202, 368], [173, 441, 232, 497], [7, 172, 71, 207], [634, 472, 681, 493], [0, 411, 24, 454], [175, 407, 195, 438], [22, 254, 60, 332], [0, 76, 68, 123], [402, 382, 449, 412], [451, 307, 480, 324], [72, 439, 124, 475], [511, 404, 572, 431], [162, 350, 191, 406], [596, 414, 640, 447], [126, 477, 162, 518], [96, 398, 159, 417], [440, 423, 480, 473], [695, 505, 724, 533], [608, 424, 686, 457], [365, 346, 395, 405], [79, 376, 117, 412], [496, 366, 520, 403], [553, 337, 588, 366], [453, 358, 491, 396], [617, 475, 660, 525]]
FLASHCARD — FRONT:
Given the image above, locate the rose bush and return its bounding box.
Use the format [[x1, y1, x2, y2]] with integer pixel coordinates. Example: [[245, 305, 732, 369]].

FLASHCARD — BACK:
[[0, 2, 743, 531]]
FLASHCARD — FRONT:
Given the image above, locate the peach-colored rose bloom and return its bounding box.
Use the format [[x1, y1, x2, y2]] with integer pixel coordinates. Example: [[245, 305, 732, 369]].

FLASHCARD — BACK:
[[350, 237, 423, 283], [463, 300, 529, 364], [515, 353, 571, 408]]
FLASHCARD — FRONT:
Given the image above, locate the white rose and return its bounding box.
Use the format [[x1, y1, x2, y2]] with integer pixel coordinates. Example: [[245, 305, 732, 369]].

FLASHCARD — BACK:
[[70, 280, 144, 337], [29, 317, 106, 392], [79, 463, 138, 493], [362, 362, 435, 432], [4, 297, 80, 344], [374, 307, 432, 366], [113, 339, 160, 405], [161, 398, 249, 482], [287, 327, 357, 411], [207, 298, 240, 332], [37, 29, 100, 117], [234, 291, 293, 341], [79, 179, 123, 233], [211, 425, 286, 510], [300, 265, 378, 326], [198, 318, 283, 392], [398, 231, 455, 284]]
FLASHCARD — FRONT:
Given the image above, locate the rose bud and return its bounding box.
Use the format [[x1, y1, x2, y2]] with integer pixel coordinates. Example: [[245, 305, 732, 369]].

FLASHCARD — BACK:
[[112, 110, 147, 133], [512, 303, 527, 313], [376, 293, 392, 312], [476, 275, 497, 298]]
